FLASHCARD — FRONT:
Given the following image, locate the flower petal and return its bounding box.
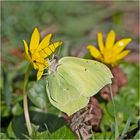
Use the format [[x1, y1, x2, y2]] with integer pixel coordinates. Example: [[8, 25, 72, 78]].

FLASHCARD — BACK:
[[116, 50, 130, 61], [37, 70, 44, 80], [87, 45, 102, 59], [37, 33, 52, 52], [105, 30, 116, 49], [98, 32, 104, 52], [23, 40, 31, 61], [113, 38, 132, 54], [32, 56, 48, 69], [36, 59, 48, 80], [30, 28, 40, 54], [48, 41, 63, 52], [37, 41, 62, 58]]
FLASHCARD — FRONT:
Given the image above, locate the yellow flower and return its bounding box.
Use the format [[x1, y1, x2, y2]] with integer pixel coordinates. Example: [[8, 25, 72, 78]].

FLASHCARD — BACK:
[[23, 27, 62, 80], [87, 30, 132, 66]]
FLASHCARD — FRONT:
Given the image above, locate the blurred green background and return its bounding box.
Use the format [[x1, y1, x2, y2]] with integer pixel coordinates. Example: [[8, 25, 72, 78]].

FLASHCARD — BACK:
[[2, 1, 139, 62], [1, 1, 139, 139]]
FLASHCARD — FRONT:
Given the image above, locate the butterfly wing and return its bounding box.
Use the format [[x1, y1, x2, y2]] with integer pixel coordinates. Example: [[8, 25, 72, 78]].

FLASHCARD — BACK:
[[46, 73, 89, 116], [46, 57, 113, 116], [58, 57, 113, 97]]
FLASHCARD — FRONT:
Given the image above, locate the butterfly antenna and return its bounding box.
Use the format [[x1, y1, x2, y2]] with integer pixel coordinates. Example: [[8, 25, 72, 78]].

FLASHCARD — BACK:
[[49, 41, 56, 61], [57, 40, 63, 57]]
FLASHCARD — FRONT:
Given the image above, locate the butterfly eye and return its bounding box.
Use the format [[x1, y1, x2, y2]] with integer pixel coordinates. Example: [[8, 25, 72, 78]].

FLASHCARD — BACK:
[[54, 55, 59, 62]]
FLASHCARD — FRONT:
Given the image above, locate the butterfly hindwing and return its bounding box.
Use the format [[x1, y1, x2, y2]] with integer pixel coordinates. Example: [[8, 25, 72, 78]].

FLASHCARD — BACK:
[[46, 71, 89, 116]]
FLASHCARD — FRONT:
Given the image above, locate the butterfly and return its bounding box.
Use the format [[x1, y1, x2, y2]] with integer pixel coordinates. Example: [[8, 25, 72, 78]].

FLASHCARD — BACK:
[[46, 56, 113, 116]]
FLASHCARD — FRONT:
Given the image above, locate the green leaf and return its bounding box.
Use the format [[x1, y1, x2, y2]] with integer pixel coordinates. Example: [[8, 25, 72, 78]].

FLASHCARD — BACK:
[[93, 131, 113, 139], [100, 103, 114, 129], [8, 115, 28, 139], [31, 125, 76, 139], [0, 102, 11, 117], [51, 125, 76, 139], [134, 130, 140, 139], [7, 122, 17, 139], [7, 111, 66, 139], [0, 132, 10, 139], [12, 102, 23, 116], [2, 67, 12, 107], [28, 78, 47, 109], [28, 78, 60, 115], [107, 95, 134, 121], [31, 130, 50, 139], [30, 111, 66, 133], [121, 114, 132, 137]]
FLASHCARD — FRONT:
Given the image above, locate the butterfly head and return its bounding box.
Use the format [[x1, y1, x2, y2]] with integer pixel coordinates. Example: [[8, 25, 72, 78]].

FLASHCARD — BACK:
[[48, 55, 60, 74]]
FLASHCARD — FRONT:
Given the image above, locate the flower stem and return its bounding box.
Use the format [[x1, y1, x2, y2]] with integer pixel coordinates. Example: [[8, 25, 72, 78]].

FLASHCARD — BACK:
[[109, 84, 119, 138], [23, 64, 32, 136]]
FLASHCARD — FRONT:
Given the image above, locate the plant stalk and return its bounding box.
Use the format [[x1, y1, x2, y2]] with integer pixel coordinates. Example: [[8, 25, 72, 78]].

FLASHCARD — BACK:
[[109, 84, 119, 138], [23, 64, 32, 136]]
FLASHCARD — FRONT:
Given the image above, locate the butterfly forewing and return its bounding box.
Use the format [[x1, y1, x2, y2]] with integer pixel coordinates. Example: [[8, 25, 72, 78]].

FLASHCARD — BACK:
[[58, 57, 113, 97]]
